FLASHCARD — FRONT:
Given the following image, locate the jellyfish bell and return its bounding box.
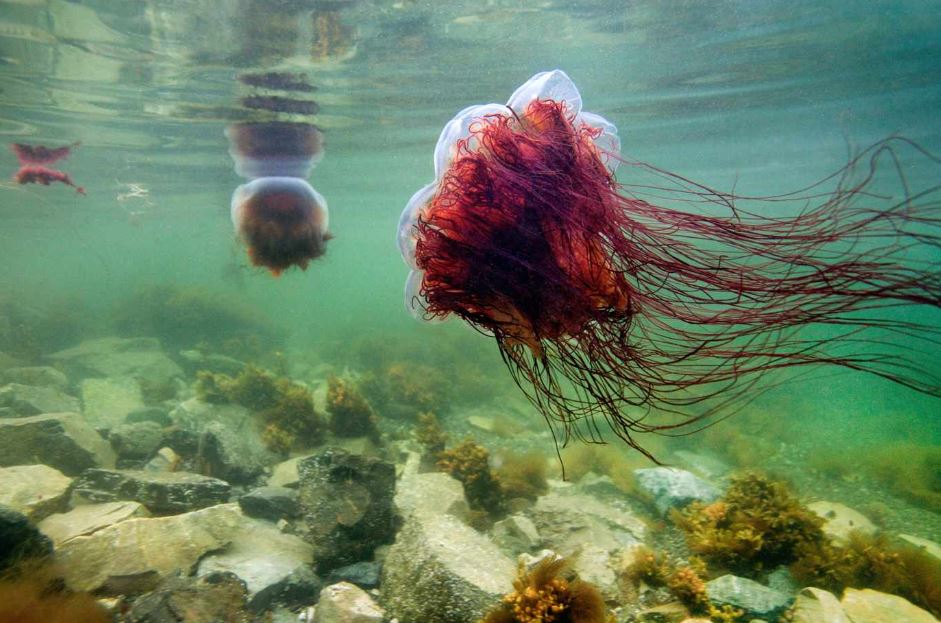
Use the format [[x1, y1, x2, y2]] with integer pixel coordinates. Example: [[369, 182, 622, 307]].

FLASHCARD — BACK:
[[399, 70, 941, 458], [231, 176, 331, 276]]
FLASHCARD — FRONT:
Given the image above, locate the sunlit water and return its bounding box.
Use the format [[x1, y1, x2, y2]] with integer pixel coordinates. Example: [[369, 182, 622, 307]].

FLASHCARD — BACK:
[[1, 1, 939, 466]]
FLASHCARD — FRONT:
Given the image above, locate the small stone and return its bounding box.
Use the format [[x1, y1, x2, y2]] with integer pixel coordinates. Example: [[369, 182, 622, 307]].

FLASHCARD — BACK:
[[314, 582, 384, 623], [326, 561, 382, 590], [807, 501, 877, 544], [705, 575, 791, 620], [0, 503, 53, 571], [38, 501, 149, 546], [0, 382, 80, 416], [635, 602, 690, 623], [840, 588, 938, 623], [787, 587, 849, 623], [144, 447, 181, 472], [238, 486, 299, 522], [0, 464, 72, 520], [70, 468, 230, 515], [0, 412, 115, 475], [634, 467, 721, 515]]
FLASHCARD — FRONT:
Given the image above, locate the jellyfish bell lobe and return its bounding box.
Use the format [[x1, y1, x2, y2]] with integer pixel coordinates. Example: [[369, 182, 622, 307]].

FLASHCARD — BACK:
[[231, 176, 330, 275], [226, 122, 324, 180]]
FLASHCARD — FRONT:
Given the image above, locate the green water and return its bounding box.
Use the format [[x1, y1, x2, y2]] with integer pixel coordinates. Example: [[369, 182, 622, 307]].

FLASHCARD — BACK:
[[1, 1, 940, 481]]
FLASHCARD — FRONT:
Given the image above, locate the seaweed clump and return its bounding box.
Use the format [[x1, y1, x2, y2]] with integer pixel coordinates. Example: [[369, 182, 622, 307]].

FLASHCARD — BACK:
[[437, 439, 507, 518], [0, 561, 111, 623], [326, 374, 380, 440], [674, 472, 825, 573], [194, 365, 325, 453], [494, 451, 549, 502], [481, 555, 608, 623]]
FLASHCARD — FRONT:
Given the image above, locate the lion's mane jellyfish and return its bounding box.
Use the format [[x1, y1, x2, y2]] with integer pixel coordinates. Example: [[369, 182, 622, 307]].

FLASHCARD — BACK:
[[398, 70, 941, 458], [10, 142, 85, 194], [226, 121, 331, 275]]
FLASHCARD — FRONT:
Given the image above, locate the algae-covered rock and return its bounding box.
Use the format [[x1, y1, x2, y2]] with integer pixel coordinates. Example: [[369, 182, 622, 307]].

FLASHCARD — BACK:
[[705, 574, 791, 620], [0, 382, 80, 416], [314, 582, 384, 623], [70, 468, 230, 514], [56, 503, 244, 594], [0, 464, 72, 521], [238, 486, 299, 522], [0, 412, 115, 475], [381, 512, 514, 623], [0, 503, 53, 571], [296, 448, 396, 572], [124, 571, 253, 623]]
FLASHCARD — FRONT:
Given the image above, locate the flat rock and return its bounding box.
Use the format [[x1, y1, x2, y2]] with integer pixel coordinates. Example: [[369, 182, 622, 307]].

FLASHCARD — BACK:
[[381, 512, 514, 623], [705, 574, 791, 620], [0, 382, 80, 416], [38, 501, 149, 546], [48, 337, 184, 385], [899, 534, 941, 562], [634, 467, 721, 515], [0, 366, 69, 390], [314, 582, 384, 623], [81, 377, 145, 430], [395, 470, 469, 521], [56, 503, 244, 594], [0, 412, 115, 475], [0, 503, 53, 571], [840, 588, 938, 623], [238, 486, 299, 522], [0, 464, 72, 520], [807, 501, 877, 544], [197, 517, 319, 612], [787, 587, 850, 623], [71, 468, 230, 515], [269, 455, 307, 488], [296, 448, 396, 572]]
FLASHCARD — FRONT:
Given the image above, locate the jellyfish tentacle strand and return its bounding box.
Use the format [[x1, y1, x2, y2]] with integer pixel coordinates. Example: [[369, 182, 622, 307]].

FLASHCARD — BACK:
[[398, 70, 941, 457]]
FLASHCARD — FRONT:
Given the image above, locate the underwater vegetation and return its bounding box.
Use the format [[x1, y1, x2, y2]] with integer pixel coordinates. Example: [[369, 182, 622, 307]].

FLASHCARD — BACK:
[[0, 561, 110, 623], [557, 443, 658, 494], [480, 555, 608, 623], [326, 374, 380, 440], [415, 411, 449, 457], [493, 451, 549, 502], [113, 283, 282, 358], [437, 438, 507, 518], [675, 473, 941, 616], [195, 365, 325, 453]]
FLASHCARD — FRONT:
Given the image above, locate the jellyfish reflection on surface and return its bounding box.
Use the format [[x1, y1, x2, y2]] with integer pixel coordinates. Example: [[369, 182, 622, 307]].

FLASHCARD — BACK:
[[227, 121, 331, 276], [398, 70, 941, 458]]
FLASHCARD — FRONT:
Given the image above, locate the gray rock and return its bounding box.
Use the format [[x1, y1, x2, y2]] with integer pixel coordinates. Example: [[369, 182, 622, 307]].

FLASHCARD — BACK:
[[296, 448, 396, 572], [807, 501, 877, 545], [492, 513, 541, 554], [0, 382, 80, 416], [38, 501, 149, 546], [110, 421, 165, 461], [56, 503, 245, 594], [381, 512, 514, 623], [0, 412, 115, 475], [81, 377, 145, 430], [268, 454, 308, 488], [124, 571, 253, 623], [765, 566, 800, 597], [197, 517, 319, 612], [71, 468, 230, 514], [706, 574, 791, 620], [198, 420, 274, 486], [840, 588, 938, 623], [326, 561, 382, 590], [179, 350, 247, 376], [787, 587, 850, 623], [1, 366, 70, 390], [0, 464, 72, 520], [0, 503, 53, 571], [238, 486, 299, 521], [395, 469, 469, 521], [634, 467, 721, 515], [48, 337, 184, 385], [126, 406, 172, 426], [314, 582, 384, 623], [144, 447, 182, 473]]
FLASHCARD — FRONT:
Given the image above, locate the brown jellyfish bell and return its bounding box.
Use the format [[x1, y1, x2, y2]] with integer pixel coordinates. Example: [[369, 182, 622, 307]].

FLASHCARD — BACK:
[[226, 121, 331, 276]]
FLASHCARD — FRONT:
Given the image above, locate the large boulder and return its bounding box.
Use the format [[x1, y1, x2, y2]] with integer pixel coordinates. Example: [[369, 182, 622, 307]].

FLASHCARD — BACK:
[[0, 464, 72, 520], [840, 588, 938, 623], [381, 512, 514, 623], [197, 518, 320, 612], [70, 468, 230, 515], [56, 503, 244, 594], [0, 382, 79, 416], [787, 587, 850, 623], [80, 377, 145, 430], [0, 366, 69, 390], [0, 412, 115, 475], [48, 337, 184, 386], [109, 421, 165, 462], [38, 500, 149, 546], [0, 503, 53, 571], [296, 448, 396, 572], [124, 571, 254, 623]]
